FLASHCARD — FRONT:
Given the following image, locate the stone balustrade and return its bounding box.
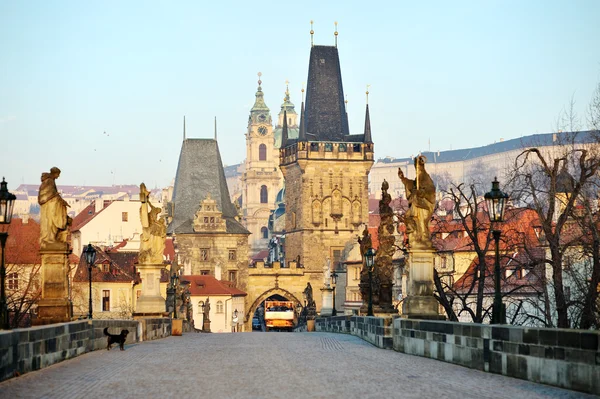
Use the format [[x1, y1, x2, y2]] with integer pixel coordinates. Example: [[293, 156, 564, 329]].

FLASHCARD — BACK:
[[310, 316, 600, 395], [0, 318, 172, 382]]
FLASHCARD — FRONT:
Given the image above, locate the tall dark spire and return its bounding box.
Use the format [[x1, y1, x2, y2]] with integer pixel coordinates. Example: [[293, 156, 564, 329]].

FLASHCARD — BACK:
[[299, 87, 306, 140], [214, 116, 217, 140], [183, 115, 186, 141], [304, 45, 349, 141], [280, 110, 288, 148], [364, 104, 372, 143]]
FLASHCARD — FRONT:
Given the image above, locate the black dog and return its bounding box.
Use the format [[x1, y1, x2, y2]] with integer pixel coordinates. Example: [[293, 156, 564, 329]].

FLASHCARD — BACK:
[[103, 327, 129, 351]]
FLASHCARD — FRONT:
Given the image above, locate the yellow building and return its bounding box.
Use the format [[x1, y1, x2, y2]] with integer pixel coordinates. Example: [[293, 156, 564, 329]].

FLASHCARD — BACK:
[[71, 246, 169, 319]]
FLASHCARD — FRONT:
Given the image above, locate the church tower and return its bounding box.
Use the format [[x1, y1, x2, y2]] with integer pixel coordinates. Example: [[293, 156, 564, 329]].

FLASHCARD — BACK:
[[280, 38, 374, 275], [242, 74, 283, 255]]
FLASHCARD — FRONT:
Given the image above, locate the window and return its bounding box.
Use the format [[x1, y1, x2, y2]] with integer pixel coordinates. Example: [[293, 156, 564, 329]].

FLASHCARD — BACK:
[[216, 300, 224, 313], [200, 249, 209, 261], [204, 217, 209, 223], [229, 271, 237, 283], [200, 270, 209, 275], [260, 185, 268, 203], [259, 144, 267, 161], [102, 290, 110, 311], [122, 212, 128, 222], [441, 256, 447, 269], [228, 249, 237, 261], [7, 272, 18, 290], [261, 227, 268, 239], [102, 263, 110, 272], [210, 217, 215, 223], [324, 143, 333, 152], [136, 290, 142, 299]]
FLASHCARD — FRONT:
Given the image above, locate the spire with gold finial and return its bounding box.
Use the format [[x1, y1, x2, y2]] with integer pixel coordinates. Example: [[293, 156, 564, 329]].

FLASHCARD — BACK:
[[251, 71, 270, 112], [364, 85, 372, 144], [310, 20, 314, 47], [334, 21, 338, 47]]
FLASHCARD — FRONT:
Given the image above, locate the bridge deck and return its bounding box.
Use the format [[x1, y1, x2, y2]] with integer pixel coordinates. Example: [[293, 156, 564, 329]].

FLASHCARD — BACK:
[[0, 332, 591, 398]]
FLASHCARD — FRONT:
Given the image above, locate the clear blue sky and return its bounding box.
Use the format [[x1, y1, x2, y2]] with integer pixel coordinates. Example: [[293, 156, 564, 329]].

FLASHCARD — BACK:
[[1, 1, 599, 188]]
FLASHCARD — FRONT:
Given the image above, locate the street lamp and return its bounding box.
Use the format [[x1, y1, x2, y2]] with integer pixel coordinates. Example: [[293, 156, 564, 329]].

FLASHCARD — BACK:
[[0, 178, 16, 330], [485, 177, 509, 325], [364, 247, 376, 317], [170, 272, 179, 319], [331, 270, 338, 316], [83, 244, 96, 319]]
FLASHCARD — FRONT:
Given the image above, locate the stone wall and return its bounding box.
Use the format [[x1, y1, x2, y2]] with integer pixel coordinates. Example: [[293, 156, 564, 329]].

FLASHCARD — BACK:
[[392, 318, 600, 395], [313, 315, 394, 349], [0, 318, 172, 382]]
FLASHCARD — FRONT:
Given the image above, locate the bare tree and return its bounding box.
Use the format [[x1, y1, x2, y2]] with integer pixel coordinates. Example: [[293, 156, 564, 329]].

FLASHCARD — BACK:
[[507, 95, 600, 329]]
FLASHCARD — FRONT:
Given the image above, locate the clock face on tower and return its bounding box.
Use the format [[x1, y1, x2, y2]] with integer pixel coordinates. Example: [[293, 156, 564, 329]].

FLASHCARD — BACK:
[[258, 126, 268, 136]]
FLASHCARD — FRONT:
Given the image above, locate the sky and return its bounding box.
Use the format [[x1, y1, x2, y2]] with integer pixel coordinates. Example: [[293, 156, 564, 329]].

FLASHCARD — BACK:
[[1, 1, 599, 189]]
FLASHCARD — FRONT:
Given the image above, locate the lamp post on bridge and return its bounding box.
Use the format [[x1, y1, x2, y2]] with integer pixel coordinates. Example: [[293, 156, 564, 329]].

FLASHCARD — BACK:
[[0, 178, 16, 330], [83, 244, 96, 320], [365, 247, 375, 317], [485, 177, 508, 325], [331, 270, 338, 316]]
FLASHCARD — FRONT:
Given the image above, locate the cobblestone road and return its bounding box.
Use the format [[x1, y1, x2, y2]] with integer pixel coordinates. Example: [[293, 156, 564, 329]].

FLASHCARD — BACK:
[[0, 332, 593, 399]]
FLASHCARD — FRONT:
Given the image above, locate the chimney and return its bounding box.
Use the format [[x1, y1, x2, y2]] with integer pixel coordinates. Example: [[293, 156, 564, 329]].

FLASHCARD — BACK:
[[95, 199, 104, 213], [22, 214, 29, 224]]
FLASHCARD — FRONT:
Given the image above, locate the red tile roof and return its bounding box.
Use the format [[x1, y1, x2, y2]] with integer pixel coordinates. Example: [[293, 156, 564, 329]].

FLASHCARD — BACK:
[[181, 275, 247, 297], [453, 248, 546, 295], [4, 218, 41, 264], [73, 245, 169, 284], [71, 201, 112, 231]]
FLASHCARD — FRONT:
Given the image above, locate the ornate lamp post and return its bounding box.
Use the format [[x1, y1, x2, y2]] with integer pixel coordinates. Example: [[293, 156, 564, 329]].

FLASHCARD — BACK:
[[485, 177, 509, 325], [0, 178, 16, 329], [365, 247, 376, 317], [331, 270, 338, 316], [170, 272, 179, 319], [83, 244, 96, 319]]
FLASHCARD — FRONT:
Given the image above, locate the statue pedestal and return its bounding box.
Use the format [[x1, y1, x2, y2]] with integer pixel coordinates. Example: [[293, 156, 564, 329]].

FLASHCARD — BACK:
[[34, 245, 72, 325], [320, 287, 333, 317], [203, 319, 211, 333], [135, 263, 165, 315], [402, 247, 444, 319]]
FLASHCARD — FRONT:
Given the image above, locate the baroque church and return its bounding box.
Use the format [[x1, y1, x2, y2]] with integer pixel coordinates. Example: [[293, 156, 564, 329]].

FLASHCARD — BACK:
[[241, 76, 299, 255]]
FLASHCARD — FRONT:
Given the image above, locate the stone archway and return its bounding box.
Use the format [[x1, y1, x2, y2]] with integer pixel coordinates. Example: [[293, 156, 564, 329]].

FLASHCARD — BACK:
[[244, 287, 303, 331]]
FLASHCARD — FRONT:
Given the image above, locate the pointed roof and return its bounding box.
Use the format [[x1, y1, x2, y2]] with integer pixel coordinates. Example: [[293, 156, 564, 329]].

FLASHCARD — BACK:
[[251, 75, 270, 114], [279, 84, 297, 116], [304, 45, 349, 141], [364, 104, 372, 143], [299, 100, 306, 140], [168, 139, 249, 235]]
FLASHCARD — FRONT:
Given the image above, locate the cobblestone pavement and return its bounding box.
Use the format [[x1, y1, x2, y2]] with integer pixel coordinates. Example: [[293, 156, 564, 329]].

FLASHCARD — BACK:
[[0, 332, 594, 399]]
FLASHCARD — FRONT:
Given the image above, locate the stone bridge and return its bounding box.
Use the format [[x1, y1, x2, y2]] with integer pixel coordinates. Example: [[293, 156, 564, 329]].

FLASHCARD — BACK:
[[0, 325, 595, 398]]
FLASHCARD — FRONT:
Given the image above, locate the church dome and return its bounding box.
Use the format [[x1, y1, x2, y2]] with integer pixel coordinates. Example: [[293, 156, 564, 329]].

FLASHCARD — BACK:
[[275, 187, 285, 204]]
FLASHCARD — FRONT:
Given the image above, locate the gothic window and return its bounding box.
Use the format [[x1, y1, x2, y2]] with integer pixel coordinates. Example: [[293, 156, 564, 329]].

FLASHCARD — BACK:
[[228, 249, 237, 261], [216, 301, 224, 313], [312, 200, 322, 225], [261, 227, 268, 239], [260, 185, 268, 203], [339, 143, 347, 152], [352, 200, 361, 225], [7, 272, 18, 290], [204, 217, 209, 223], [331, 189, 342, 216], [259, 144, 267, 161], [324, 143, 333, 152], [229, 271, 237, 284]]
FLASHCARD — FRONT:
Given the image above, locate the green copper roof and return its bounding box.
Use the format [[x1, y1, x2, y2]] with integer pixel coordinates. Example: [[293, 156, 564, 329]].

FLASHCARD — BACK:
[[251, 84, 270, 113]]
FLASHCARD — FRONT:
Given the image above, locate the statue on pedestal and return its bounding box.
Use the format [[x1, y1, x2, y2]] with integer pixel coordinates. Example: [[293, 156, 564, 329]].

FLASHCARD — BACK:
[[139, 183, 166, 264], [203, 297, 211, 321], [398, 155, 435, 249], [323, 258, 331, 287], [38, 167, 72, 248]]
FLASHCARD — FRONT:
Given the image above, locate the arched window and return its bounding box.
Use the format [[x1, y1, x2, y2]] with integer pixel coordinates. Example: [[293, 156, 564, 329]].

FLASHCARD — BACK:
[[259, 144, 267, 161], [216, 301, 224, 313], [260, 185, 268, 203], [261, 227, 269, 239]]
